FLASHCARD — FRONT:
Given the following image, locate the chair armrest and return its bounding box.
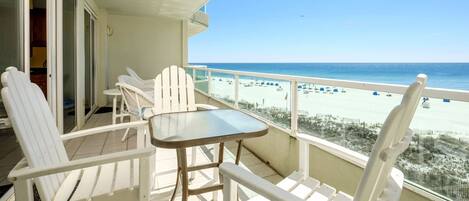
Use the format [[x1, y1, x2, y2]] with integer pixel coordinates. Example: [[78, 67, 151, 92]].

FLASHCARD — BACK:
[[219, 162, 303, 201], [195, 104, 218, 110], [62, 121, 148, 141], [9, 147, 155, 182], [296, 132, 369, 168]]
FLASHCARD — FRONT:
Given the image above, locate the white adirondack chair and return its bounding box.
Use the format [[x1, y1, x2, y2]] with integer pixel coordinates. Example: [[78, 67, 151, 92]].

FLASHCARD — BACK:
[[127, 67, 154, 89], [220, 74, 427, 201], [117, 66, 218, 180], [152, 65, 217, 114], [152, 65, 221, 198], [2, 67, 154, 201]]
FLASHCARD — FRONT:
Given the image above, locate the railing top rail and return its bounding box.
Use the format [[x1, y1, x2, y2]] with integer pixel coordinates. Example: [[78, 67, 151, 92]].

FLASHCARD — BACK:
[[185, 66, 469, 102]]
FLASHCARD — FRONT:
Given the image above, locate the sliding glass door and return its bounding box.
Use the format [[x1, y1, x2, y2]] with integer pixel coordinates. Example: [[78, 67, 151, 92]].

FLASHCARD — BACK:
[[0, 0, 23, 195], [0, 0, 22, 78], [84, 9, 96, 118]]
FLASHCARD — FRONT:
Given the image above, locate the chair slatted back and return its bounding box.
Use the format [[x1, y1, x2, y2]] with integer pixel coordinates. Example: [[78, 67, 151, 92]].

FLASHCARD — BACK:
[[1, 67, 69, 201], [153, 65, 196, 115], [354, 75, 427, 201], [117, 75, 153, 118]]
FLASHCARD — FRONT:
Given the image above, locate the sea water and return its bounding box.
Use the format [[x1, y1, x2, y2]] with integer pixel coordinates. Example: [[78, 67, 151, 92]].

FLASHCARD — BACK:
[[194, 63, 469, 91]]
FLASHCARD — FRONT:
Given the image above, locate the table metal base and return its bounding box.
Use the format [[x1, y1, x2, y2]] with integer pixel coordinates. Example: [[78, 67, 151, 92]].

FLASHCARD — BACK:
[[170, 140, 243, 201]]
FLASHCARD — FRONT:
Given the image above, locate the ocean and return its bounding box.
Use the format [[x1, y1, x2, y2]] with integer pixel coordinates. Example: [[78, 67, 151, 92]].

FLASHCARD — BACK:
[[194, 63, 469, 91]]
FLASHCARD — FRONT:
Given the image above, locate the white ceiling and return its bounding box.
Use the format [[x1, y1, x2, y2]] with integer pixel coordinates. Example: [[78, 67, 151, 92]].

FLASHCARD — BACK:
[[95, 0, 207, 19]]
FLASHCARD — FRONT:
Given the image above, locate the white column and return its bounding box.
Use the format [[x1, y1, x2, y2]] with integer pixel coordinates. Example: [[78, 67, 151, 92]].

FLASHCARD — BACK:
[[234, 75, 239, 108], [181, 20, 189, 67], [290, 81, 298, 136]]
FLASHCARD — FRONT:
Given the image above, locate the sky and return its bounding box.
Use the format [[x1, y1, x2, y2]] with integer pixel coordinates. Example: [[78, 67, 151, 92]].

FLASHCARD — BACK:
[[189, 0, 469, 63]]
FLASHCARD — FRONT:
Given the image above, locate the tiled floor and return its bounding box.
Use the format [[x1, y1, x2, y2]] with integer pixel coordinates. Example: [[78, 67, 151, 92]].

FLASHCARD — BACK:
[[6, 112, 282, 201]]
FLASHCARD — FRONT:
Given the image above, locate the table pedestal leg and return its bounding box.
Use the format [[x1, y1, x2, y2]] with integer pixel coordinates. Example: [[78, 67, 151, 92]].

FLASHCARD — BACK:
[[121, 115, 133, 142], [170, 167, 182, 201], [177, 148, 189, 201], [217, 143, 225, 182], [172, 142, 239, 201], [235, 140, 243, 165]]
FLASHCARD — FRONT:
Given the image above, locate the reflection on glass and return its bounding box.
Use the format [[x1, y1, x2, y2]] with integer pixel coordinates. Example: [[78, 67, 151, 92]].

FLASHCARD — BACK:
[[0, 0, 21, 118], [0, 0, 23, 191], [238, 76, 291, 129], [297, 83, 469, 200], [63, 0, 76, 132], [84, 11, 95, 116]]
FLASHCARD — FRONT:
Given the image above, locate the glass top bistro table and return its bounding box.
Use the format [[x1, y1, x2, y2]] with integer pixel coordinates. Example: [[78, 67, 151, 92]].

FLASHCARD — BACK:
[[149, 109, 269, 201]]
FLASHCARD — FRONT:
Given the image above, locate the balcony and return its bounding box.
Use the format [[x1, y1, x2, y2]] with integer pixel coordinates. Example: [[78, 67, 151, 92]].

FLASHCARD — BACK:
[[189, 6, 209, 36], [185, 65, 469, 201], [0, 112, 278, 201]]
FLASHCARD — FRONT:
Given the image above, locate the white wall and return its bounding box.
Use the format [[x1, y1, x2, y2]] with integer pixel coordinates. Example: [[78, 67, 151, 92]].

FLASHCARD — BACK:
[[96, 8, 108, 107], [104, 14, 184, 99]]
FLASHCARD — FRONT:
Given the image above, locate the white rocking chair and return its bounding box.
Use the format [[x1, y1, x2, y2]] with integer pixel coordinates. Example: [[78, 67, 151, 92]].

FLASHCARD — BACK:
[[220, 74, 427, 201], [2, 67, 154, 201], [116, 75, 154, 142]]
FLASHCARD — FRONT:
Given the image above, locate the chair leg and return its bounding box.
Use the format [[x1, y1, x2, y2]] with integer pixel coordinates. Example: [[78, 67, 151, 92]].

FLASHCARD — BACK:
[[121, 128, 131, 142], [121, 115, 134, 142], [189, 146, 197, 181], [139, 156, 151, 201], [13, 179, 33, 201], [136, 124, 145, 148], [212, 144, 220, 201], [112, 95, 117, 124], [119, 97, 125, 123]]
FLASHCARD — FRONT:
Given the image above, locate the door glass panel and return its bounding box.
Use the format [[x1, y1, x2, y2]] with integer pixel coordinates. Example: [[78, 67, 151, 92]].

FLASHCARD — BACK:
[[84, 10, 95, 116], [30, 0, 47, 96], [0, 0, 22, 196], [63, 0, 76, 132], [0, 0, 22, 87]]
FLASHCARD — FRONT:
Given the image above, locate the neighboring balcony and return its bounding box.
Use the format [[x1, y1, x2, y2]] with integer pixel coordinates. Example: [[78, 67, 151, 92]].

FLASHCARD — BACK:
[[189, 9, 209, 36], [185, 65, 469, 201]]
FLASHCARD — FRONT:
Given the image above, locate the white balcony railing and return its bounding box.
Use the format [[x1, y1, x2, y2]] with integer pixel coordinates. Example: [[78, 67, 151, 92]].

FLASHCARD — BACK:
[[185, 65, 469, 201]]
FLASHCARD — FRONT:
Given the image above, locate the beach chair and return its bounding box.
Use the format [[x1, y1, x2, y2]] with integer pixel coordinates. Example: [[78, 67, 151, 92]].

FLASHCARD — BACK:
[[152, 65, 221, 184], [152, 65, 217, 114], [118, 66, 219, 180], [220, 74, 427, 201], [2, 67, 154, 201]]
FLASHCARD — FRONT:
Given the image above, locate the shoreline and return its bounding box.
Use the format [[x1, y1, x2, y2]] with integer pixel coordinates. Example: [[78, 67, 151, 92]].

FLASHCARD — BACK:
[[208, 76, 469, 141]]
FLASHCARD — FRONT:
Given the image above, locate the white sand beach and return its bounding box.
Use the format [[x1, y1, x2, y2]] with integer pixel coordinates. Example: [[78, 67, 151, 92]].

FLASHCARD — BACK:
[[208, 77, 469, 141]]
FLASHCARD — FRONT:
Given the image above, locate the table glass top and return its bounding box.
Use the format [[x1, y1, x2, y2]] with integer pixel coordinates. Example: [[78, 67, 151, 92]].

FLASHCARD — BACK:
[[149, 109, 268, 148]]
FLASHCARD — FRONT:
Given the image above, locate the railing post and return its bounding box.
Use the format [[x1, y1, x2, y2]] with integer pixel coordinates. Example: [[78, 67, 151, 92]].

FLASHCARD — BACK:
[[299, 140, 310, 178], [192, 68, 196, 81], [290, 81, 298, 136], [234, 75, 239, 108], [207, 70, 212, 96]]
